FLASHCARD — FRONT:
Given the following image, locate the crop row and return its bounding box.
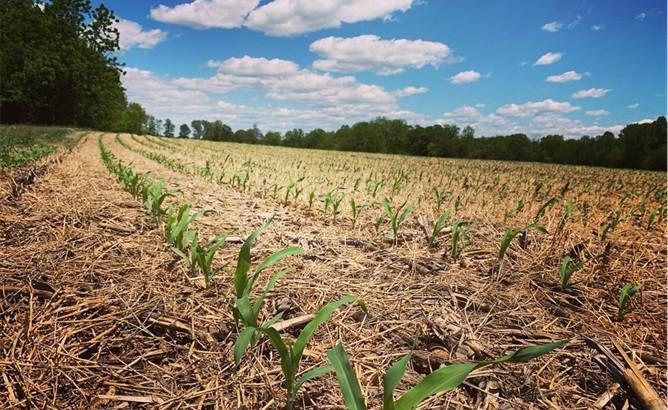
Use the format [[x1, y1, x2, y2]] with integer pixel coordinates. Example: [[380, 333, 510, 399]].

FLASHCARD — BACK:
[[99, 135, 574, 408]]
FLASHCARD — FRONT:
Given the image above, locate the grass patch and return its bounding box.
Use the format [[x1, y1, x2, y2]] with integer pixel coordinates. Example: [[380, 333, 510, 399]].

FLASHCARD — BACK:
[[0, 125, 79, 170]]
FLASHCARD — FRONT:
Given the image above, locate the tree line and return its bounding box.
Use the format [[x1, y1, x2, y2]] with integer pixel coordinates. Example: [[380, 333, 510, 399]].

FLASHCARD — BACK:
[[0, 0, 150, 133], [143, 116, 665, 171]]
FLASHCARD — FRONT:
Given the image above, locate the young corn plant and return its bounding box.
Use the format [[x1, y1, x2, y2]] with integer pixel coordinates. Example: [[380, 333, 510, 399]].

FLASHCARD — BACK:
[[427, 210, 451, 247], [327, 339, 568, 410], [252, 296, 360, 410], [497, 224, 547, 264], [308, 190, 316, 209], [617, 283, 641, 320], [117, 165, 145, 199], [558, 200, 576, 230], [165, 203, 199, 256], [646, 208, 659, 230], [349, 197, 366, 229], [233, 219, 304, 364], [432, 188, 450, 211], [142, 180, 177, 224], [534, 197, 558, 222], [600, 209, 621, 241], [382, 198, 415, 241], [450, 220, 469, 259], [325, 191, 344, 222], [187, 232, 227, 287], [559, 256, 583, 291]]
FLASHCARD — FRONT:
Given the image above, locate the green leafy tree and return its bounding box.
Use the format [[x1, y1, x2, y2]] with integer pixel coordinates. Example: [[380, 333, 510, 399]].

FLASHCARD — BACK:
[[163, 118, 175, 137], [0, 0, 126, 129], [191, 120, 204, 139], [179, 123, 191, 138]]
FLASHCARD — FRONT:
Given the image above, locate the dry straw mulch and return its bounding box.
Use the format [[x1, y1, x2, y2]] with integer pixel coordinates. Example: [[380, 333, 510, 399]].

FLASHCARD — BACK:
[[0, 134, 665, 409]]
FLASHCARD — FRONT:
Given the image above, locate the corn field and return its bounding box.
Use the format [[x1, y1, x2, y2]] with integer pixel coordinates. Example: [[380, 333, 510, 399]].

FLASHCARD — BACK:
[[1, 131, 665, 409]]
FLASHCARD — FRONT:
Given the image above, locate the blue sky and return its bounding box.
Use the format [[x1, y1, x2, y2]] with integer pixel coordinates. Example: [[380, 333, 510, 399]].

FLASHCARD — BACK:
[[101, 0, 667, 137]]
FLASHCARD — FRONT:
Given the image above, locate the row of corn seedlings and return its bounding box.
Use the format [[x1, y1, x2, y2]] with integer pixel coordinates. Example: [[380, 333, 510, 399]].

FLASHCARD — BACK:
[[118, 136, 648, 321], [100, 136, 229, 287]]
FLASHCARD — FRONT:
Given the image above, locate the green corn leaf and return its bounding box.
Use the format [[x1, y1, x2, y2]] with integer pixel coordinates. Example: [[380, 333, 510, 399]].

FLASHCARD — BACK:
[[559, 256, 573, 290], [292, 295, 356, 368], [261, 312, 284, 329], [394, 340, 568, 410], [234, 326, 256, 365], [382, 198, 393, 220], [295, 364, 335, 394], [253, 267, 292, 316], [235, 295, 257, 327], [527, 223, 548, 234], [248, 246, 304, 292], [234, 218, 273, 296], [535, 197, 558, 221], [618, 283, 641, 318], [394, 362, 480, 410], [383, 352, 412, 410], [429, 211, 451, 246], [492, 339, 569, 364], [258, 326, 295, 383], [171, 247, 187, 261], [498, 228, 521, 260], [398, 203, 415, 225], [327, 343, 367, 410]]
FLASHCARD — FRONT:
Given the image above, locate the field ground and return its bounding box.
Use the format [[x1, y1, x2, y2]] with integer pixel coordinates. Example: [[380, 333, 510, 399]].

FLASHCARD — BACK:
[[1, 132, 666, 409]]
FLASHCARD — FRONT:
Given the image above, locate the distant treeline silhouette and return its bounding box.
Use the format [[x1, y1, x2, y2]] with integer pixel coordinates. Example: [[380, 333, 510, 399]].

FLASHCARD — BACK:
[[172, 116, 666, 171]]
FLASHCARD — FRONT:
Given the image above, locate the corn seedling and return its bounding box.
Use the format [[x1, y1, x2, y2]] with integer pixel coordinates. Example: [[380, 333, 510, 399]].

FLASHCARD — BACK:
[[142, 180, 176, 223], [599, 209, 621, 241], [308, 190, 315, 209], [349, 197, 366, 229], [450, 220, 469, 259], [324, 190, 344, 222], [233, 219, 304, 364], [382, 198, 414, 240], [165, 203, 199, 256], [255, 295, 359, 410], [646, 208, 659, 230], [617, 283, 641, 320], [559, 256, 583, 291], [433, 188, 450, 211], [427, 210, 451, 247], [559, 200, 576, 229], [535, 197, 558, 222], [327, 339, 568, 410], [498, 223, 547, 263], [188, 232, 227, 287]]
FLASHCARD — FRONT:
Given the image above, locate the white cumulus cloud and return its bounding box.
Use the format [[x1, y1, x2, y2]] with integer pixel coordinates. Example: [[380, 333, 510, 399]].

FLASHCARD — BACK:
[[585, 109, 610, 116], [496, 99, 580, 117], [309, 35, 454, 75], [534, 52, 563, 66], [114, 18, 168, 50], [449, 70, 481, 84], [150, 0, 259, 29], [627, 103, 640, 109], [541, 21, 563, 32], [546, 70, 587, 83], [245, 0, 416, 36], [571, 88, 611, 98], [207, 56, 300, 76], [392, 86, 428, 97]]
